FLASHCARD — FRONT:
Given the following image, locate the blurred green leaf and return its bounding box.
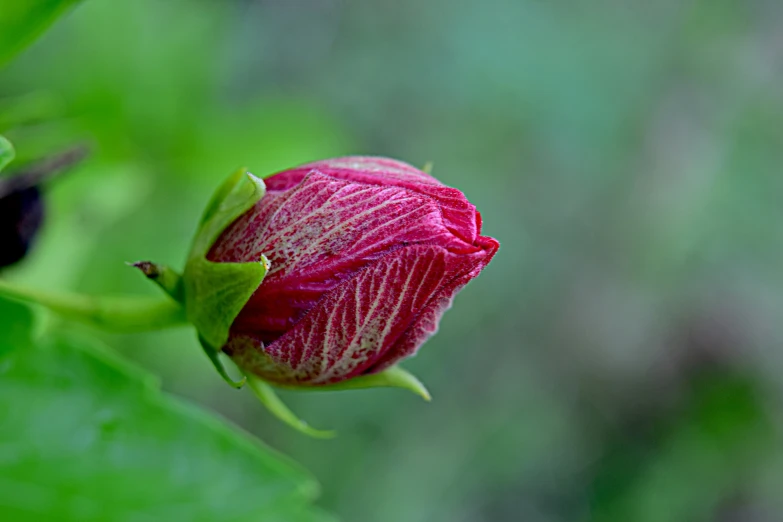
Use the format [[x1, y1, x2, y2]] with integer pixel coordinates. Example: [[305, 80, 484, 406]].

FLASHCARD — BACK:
[[0, 92, 63, 132], [0, 1, 83, 67], [0, 334, 328, 521], [590, 373, 773, 522], [0, 134, 13, 173], [265, 505, 339, 522], [0, 297, 34, 357]]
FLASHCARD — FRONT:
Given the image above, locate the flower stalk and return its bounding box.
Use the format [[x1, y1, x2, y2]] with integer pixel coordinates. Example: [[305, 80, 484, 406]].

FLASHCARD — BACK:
[[0, 278, 187, 332]]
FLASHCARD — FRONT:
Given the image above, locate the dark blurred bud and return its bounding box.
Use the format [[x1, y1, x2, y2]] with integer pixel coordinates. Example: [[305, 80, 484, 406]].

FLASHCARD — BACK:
[[0, 145, 89, 269], [0, 185, 43, 268]]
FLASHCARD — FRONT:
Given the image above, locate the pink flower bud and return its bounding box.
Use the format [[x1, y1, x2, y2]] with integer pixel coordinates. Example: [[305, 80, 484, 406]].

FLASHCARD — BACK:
[[208, 157, 499, 386]]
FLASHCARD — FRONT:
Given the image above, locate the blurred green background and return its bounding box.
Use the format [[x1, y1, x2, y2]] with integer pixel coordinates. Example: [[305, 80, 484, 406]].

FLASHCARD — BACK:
[[2, 0, 783, 521]]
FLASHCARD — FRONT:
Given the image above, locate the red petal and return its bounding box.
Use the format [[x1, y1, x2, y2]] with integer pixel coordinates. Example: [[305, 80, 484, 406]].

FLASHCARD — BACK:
[[225, 241, 495, 385], [266, 156, 442, 190], [265, 156, 479, 244], [371, 234, 499, 373], [210, 172, 478, 343]]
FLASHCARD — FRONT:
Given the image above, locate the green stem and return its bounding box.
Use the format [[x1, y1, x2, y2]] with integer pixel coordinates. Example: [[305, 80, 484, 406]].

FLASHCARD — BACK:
[[0, 279, 187, 332], [129, 261, 185, 303]]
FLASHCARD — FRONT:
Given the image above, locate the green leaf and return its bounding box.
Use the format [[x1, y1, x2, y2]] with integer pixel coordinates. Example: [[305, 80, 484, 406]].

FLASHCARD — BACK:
[[265, 505, 340, 522], [0, 91, 63, 133], [0, 134, 14, 173], [0, 297, 34, 357], [0, 334, 329, 521], [589, 372, 772, 522], [182, 169, 268, 349], [0, 0, 83, 67]]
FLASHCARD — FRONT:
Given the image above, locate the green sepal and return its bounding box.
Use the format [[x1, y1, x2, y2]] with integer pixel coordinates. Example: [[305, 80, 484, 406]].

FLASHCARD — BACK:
[[0, 134, 14, 173], [246, 376, 336, 439], [241, 366, 428, 439], [321, 365, 431, 400], [273, 365, 431, 401], [191, 167, 265, 256], [184, 255, 269, 350], [198, 335, 246, 389], [182, 168, 269, 349]]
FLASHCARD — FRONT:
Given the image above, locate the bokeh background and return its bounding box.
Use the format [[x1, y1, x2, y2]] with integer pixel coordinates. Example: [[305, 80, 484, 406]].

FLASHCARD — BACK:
[[2, 1, 783, 521]]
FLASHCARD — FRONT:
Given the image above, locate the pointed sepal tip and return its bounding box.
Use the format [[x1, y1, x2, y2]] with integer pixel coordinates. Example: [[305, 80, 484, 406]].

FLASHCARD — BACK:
[[322, 365, 431, 400], [270, 365, 431, 401], [198, 336, 246, 389], [246, 376, 336, 439]]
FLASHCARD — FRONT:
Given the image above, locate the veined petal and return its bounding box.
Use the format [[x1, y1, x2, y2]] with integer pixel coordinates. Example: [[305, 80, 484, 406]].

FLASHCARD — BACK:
[[265, 156, 442, 191], [266, 156, 480, 243], [224, 242, 493, 385], [209, 172, 477, 344], [372, 234, 499, 372]]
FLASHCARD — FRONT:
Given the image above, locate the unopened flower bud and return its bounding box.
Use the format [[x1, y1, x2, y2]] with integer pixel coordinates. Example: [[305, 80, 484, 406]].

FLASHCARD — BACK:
[[205, 157, 499, 386]]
